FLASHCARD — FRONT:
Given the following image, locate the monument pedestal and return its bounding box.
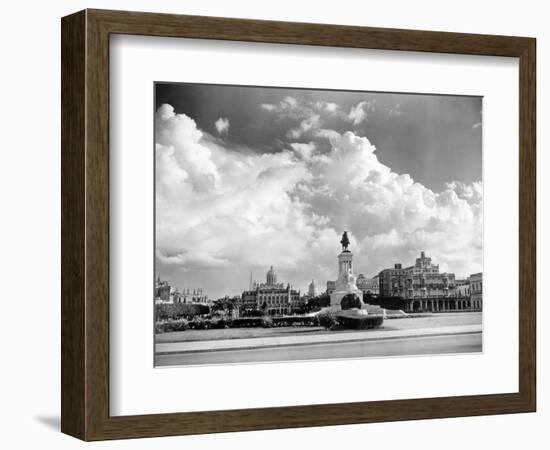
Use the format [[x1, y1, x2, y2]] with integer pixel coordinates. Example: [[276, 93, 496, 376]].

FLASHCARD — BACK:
[[329, 249, 367, 314], [330, 289, 364, 307]]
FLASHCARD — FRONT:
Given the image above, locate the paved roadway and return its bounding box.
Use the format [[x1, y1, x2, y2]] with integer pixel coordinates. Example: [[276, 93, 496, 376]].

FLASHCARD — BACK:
[[155, 332, 481, 367]]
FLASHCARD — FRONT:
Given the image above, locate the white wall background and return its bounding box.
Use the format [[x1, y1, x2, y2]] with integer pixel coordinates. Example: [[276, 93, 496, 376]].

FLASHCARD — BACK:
[[0, 1, 546, 449]]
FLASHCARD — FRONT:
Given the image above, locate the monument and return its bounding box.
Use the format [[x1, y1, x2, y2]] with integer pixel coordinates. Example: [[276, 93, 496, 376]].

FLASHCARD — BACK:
[[329, 232, 367, 313]]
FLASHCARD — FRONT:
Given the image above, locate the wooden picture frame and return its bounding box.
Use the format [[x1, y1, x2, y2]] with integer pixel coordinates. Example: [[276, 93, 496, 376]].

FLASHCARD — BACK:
[[61, 8, 536, 441]]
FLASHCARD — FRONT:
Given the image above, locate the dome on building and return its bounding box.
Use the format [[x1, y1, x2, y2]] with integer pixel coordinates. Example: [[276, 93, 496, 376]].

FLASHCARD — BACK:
[[266, 265, 277, 285]]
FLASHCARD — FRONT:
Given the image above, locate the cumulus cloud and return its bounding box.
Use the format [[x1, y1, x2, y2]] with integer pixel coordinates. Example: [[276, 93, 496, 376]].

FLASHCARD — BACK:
[[215, 117, 230, 135], [156, 103, 482, 297], [346, 100, 375, 125], [261, 96, 376, 128], [260, 97, 339, 141], [287, 114, 321, 139], [260, 96, 304, 119], [260, 103, 276, 112], [156, 104, 326, 276], [261, 96, 356, 141], [314, 101, 340, 113], [290, 142, 316, 160]]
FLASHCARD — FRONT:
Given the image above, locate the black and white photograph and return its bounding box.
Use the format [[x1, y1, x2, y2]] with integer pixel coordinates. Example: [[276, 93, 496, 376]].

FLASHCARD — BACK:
[[0, 0, 543, 446], [153, 82, 483, 367]]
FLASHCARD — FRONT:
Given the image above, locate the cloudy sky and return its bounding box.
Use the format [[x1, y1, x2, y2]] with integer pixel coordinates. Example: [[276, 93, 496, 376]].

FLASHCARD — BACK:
[[155, 83, 482, 299]]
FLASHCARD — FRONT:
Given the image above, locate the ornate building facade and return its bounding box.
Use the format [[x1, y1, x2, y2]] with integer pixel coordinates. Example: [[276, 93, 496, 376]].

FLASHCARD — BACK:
[[154, 276, 210, 305], [176, 288, 209, 304], [242, 266, 302, 316], [356, 274, 379, 296], [378, 252, 464, 312], [455, 279, 471, 298], [470, 272, 483, 311]]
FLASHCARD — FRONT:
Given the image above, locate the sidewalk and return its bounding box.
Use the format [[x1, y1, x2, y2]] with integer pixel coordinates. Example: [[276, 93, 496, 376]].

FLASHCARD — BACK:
[[156, 324, 482, 355]]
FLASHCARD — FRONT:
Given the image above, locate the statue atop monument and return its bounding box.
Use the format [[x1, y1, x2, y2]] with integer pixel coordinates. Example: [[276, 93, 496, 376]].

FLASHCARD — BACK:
[[340, 231, 350, 251], [328, 230, 365, 312]]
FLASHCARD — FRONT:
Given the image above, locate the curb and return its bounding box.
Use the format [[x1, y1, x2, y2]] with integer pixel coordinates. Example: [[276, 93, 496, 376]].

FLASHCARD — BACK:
[[156, 327, 482, 355]]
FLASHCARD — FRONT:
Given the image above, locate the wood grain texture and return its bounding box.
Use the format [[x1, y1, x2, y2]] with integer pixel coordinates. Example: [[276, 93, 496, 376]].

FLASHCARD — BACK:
[[518, 38, 536, 410], [61, 10, 86, 439], [61, 8, 537, 441]]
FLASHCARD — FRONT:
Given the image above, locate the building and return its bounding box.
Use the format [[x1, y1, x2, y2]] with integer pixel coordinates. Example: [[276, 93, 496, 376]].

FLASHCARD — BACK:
[[240, 290, 260, 315], [243, 266, 301, 316], [176, 288, 209, 305], [378, 252, 461, 312], [378, 263, 407, 298], [326, 280, 336, 295], [356, 274, 379, 296], [455, 279, 470, 298], [307, 279, 318, 298], [155, 276, 172, 303], [470, 272, 483, 311], [154, 276, 210, 305]]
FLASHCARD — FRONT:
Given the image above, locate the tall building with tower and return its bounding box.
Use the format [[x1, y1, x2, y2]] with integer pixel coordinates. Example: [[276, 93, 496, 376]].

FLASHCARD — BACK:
[[307, 279, 318, 298]]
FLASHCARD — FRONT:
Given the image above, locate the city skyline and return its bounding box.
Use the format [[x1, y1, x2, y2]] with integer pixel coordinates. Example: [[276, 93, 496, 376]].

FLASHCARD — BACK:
[[156, 247, 476, 301], [155, 83, 482, 300]]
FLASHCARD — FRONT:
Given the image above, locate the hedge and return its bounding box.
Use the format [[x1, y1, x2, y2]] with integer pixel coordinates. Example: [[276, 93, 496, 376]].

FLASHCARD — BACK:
[[154, 314, 383, 333], [156, 318, 189, 333], [318, 314, 337, 330]]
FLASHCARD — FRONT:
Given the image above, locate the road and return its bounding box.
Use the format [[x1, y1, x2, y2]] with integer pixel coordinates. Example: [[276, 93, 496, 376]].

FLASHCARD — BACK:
[[155, 332, 481, 367]]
